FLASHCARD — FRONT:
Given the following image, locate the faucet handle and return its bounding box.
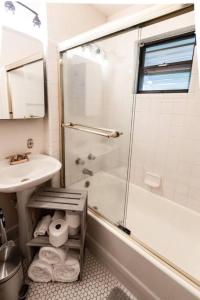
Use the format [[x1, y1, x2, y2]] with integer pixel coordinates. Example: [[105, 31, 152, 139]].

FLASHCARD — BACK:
[[5, 153, 31, 161], [5, 154, 15, 160], [24, 152, 31, 159], [24, 152, 31, 155]]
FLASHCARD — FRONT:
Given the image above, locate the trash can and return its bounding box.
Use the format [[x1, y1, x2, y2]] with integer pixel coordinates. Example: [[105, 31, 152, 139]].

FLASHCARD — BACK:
[[0, 244, 23, 300]]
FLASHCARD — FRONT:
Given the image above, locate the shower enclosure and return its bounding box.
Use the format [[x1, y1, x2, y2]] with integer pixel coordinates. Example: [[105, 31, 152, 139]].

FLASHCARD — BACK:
[[60, 14, 200, 287], [61, 28, 140, 227]]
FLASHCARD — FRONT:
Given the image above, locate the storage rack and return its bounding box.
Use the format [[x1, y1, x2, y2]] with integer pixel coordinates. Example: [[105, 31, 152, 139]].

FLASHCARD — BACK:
[[26, 186, 87, 280]]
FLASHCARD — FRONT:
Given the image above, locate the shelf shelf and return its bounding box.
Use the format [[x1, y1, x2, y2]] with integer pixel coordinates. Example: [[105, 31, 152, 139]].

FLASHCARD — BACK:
[[26, 236, 81, 249], [27, 187, 87, 212]]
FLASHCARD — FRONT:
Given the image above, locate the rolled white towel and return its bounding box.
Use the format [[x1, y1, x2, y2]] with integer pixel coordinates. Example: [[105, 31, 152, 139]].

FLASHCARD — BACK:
[[52, 210, 65, 221], [65, 213, 80, 236], [34, 215, 51, 238], [39, 246, 67, 265], [49, 219, 68, 247], [53, 252, 80, 282], [28, 254, 53, 282]]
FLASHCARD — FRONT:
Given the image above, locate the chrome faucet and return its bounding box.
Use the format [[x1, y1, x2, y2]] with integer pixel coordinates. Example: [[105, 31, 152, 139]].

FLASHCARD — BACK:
[[75, 158, 85, 165], [88, 153, 96, 160], [82, 168, 93, 176], [6, 152, 31, 165]]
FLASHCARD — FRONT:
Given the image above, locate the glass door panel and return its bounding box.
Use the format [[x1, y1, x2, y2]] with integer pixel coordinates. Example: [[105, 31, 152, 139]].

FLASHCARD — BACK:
[[61, 28, 139, 225]]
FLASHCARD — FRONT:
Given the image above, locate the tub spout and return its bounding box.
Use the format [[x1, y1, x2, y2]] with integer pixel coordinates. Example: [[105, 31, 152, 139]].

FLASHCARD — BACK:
[[82, 168, 93, 176]]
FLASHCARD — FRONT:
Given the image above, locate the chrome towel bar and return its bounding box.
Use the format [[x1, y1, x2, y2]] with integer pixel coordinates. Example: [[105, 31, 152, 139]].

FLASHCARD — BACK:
[[62, 122, 123, 138]]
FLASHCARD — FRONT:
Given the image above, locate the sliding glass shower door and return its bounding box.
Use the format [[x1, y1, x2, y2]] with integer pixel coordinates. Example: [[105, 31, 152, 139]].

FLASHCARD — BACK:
[[61, 28, 139, 225]]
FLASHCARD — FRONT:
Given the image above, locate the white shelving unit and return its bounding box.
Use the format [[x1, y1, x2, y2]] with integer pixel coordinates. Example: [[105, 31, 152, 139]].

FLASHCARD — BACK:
[[26, 186, 88, 280]]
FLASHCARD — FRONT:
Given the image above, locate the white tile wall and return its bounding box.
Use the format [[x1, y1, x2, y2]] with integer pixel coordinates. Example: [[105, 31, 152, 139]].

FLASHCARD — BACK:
[[130, 49, 200, 213]]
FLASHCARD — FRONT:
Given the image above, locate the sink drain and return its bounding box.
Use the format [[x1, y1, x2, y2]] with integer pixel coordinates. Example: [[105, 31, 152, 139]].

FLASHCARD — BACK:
[[20, 178, 29, 182]]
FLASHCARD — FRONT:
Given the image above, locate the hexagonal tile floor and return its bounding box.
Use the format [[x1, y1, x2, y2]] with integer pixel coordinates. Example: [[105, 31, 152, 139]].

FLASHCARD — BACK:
[[27, 250, 135, 300]]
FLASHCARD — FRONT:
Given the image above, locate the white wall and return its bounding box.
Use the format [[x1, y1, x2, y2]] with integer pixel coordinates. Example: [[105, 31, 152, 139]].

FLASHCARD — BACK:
[[0, 27, 43, 66], [129, 11, 200, 213], [0, 119, 46, 158], [47, 4, 106, 43], [107, 4, 152, 21]]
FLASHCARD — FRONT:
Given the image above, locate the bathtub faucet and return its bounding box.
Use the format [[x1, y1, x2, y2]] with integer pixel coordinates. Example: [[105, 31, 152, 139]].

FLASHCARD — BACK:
[[82, 168, 93, 176]]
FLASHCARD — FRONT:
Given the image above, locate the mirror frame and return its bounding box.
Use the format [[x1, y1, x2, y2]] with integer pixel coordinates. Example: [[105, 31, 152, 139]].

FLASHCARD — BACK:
[[5, 55, 47, 119]]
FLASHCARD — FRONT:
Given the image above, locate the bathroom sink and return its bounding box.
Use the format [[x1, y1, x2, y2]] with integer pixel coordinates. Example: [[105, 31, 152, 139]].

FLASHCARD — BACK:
[[0, 154, 61, 193]]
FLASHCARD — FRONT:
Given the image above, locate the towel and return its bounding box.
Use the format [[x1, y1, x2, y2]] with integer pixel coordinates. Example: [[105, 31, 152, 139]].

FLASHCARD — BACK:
[[28, 254, 53, 282], [52, 210, 65, 221], [39, 246, 67, 265], [65, 213, 80, 236], [52, 251, 80, 282], [33, 215, 51, 238]]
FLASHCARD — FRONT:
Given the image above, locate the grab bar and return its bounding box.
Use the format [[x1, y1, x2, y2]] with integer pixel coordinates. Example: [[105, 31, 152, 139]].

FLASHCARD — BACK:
[[62, 122, 123, 138]]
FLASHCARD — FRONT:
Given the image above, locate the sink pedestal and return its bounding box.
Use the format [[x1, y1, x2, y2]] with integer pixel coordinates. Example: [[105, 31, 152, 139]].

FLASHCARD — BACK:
[[16, 187, 36, 261]]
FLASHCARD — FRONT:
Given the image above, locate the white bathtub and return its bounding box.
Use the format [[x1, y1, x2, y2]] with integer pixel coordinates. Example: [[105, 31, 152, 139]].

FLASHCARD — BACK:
[[87, 211, 200, 300], [71, 170, 200, 299], [127, 184, 200, 287], [71, 170, 126, 224]]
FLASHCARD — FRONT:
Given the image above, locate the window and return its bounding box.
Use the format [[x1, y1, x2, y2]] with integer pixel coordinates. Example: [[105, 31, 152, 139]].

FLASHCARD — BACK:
[[137, 33, 196, 93]]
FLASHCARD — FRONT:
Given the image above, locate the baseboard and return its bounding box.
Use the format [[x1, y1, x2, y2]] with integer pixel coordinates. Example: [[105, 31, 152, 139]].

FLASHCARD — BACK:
[[86, 233, 159, 300]]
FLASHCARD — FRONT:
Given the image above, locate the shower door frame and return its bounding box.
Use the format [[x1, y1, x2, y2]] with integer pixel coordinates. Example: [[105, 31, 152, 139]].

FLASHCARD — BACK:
[[59, 28, 140, 228], [57, 4, 200, 289], [58, 4, 193, 224], [58, 3, 192, 187]]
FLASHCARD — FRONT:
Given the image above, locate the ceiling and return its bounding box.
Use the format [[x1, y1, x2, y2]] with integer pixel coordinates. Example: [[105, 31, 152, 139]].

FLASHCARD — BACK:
[[92, 4, 132, 17]]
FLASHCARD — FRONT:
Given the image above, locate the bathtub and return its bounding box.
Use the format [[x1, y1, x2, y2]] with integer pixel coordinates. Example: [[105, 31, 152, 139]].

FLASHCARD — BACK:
[[71, 170, 126, 224], [127, 184, 200, 287], [71, 171, 200, 299]]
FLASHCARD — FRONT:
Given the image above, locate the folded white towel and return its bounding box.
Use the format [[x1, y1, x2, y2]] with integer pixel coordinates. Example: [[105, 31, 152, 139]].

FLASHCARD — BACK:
[[34, 215, 51, 238], [52, 210, 65, 221], [28, 254, 53, 282], [53, 252, 80, 282], [65, 213, 80, 236], [39, 246, 67, 265]]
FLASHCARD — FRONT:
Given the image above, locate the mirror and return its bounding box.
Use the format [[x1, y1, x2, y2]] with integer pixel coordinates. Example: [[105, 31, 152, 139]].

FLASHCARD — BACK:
[[7, 59, 45, 119], [0, 26, 46, 119]]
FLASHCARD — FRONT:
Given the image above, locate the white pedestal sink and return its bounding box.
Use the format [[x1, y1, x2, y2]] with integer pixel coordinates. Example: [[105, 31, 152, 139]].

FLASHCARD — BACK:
[[0, 154, 62, 258]]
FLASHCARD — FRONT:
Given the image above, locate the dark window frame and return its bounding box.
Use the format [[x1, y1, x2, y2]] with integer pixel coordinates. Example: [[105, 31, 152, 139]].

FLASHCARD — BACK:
[[137, 32, 196, 94]]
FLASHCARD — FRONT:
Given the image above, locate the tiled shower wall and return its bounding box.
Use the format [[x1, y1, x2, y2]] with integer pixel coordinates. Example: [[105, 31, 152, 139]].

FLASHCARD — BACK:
[[130, 48, 200, 213]]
